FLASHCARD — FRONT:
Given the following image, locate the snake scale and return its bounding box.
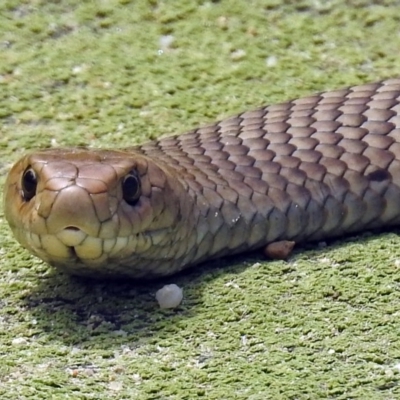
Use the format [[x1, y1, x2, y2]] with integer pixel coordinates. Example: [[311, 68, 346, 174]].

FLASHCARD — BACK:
[[4, 78, 400, 279]]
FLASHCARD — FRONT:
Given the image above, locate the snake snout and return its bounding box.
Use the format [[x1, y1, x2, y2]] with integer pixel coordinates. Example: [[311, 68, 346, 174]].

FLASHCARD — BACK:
[[56, 227, 87, 247]]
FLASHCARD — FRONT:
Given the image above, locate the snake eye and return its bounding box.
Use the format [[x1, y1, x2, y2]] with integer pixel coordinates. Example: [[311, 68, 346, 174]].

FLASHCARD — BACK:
[[122, 171, 141, 206], [21, 167, 37, 201]]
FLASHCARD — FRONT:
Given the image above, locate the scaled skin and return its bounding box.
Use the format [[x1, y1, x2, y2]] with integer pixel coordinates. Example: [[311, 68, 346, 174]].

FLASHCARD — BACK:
[[4, 148, 198, 278], [5, 79, 400, 279]]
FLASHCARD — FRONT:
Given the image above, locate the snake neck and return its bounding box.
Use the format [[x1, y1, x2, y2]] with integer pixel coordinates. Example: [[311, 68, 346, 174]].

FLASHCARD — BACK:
[[173, 171, 272, 269]]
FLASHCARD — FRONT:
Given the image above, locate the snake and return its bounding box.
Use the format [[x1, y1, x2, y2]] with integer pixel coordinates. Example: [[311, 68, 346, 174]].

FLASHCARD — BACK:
[[4, 78, 400, 279]]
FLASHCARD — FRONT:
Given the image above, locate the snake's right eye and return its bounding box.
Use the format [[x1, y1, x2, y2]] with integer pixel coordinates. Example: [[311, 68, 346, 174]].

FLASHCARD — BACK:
[[21, 168, 37, 201], [122, 171, 141, 206]]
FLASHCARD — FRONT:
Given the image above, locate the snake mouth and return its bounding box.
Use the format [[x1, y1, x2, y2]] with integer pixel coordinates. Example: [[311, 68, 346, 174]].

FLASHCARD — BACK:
[[62, 228, 83, 259], [67, 245, 79, 258], [27, 226, 170, 266]]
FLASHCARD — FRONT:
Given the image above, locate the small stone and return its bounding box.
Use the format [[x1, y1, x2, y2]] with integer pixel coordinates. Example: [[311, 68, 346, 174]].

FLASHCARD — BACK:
[[12, 337, 28, 346], [69, 369, 79, 377], [230, 49, 246, 60], [217, 16, 228, 29], [156, 284, 183, 309], [71, 64, 86, 74], [264, 240, 295, 260], [84, 368, 95, 377], [159, 35, 174, 51], [108, 381, 123, 391], [266, 55, 277, 67], [247, 26, 258, 36]]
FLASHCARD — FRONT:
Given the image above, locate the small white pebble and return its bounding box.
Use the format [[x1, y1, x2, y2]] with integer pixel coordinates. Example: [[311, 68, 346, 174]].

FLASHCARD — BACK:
[[72, 65, 84, 74], [230, 49, 246, 60], [265, 55, 277, 67], [217, 16, 228, 29], [320, 257, 331, 263], [159, 35, 174, 51], [84, 368, 95, 377], [156, 284, 183, 309], [71, 347, 81, 354], [12, 337, 28, 346], [392, 363, 400, 371], [108, 381, 123, 391], [224, 281, 240, 289]]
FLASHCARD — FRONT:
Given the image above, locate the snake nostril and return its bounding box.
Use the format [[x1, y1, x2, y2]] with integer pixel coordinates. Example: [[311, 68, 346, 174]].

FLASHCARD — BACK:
[[65, 226, 80, 231]]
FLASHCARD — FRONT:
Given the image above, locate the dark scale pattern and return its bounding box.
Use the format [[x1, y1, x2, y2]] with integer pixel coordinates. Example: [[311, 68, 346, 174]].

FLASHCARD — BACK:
[[135, 78, 400, 271]]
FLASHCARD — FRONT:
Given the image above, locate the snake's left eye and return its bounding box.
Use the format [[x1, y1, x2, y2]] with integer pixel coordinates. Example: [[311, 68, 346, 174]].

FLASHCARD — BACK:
[[21, 167, 37, 201], [122, 171, 141, 206]]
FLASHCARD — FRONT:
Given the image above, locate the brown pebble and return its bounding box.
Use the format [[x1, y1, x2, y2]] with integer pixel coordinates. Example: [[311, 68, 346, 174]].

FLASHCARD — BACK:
[[70, 369, 79, 377], [264, 240, 295, 260]]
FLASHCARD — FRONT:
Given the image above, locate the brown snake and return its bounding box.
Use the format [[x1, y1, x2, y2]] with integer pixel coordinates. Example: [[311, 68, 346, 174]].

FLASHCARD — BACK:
[[4, 78, 400, 279]]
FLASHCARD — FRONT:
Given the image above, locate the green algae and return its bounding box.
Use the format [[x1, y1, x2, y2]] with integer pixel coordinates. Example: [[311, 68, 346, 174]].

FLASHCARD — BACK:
[[1, 1, 400, 398]]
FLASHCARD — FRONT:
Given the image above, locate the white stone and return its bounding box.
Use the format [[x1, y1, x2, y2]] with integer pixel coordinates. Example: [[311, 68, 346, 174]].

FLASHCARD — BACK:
[[156, 284, 183, 309]]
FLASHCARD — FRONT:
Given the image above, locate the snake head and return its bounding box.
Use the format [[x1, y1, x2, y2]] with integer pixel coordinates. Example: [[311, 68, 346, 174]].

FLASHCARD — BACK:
[[3, 148, 195, 278]]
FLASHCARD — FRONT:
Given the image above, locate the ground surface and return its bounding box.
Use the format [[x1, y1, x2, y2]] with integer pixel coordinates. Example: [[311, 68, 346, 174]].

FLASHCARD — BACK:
[[1, 1, 400, 399]]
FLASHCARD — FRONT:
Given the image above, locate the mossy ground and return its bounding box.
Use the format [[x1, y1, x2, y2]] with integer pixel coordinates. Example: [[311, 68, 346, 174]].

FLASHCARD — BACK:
[[1, 1, 400, 398]]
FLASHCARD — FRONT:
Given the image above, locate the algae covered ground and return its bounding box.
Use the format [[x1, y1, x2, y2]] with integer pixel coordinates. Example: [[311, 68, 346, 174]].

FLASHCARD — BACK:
[[2, 0, 400, 398]]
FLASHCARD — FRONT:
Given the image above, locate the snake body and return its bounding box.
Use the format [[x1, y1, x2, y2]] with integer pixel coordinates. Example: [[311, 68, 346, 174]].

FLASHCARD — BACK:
[[5, 78, 400, 279]]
